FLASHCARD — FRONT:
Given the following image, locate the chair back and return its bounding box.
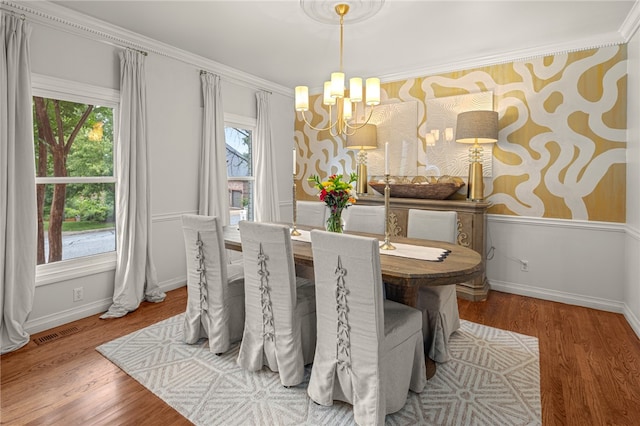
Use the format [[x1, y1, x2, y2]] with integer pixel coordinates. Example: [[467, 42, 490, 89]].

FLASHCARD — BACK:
[[296, 200, 328, 228], [238, 221, 311, 385], [309, 230, 426, 423], [310, 230, 385, 370], [182, 214, 243, 352], [407, 209, 457, 243], [342, 205, 386, 234]]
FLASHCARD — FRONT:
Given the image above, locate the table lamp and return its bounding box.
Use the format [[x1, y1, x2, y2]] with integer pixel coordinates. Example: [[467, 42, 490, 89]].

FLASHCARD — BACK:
[[455, 110, 498, 201], [346, 123, 378, 194]]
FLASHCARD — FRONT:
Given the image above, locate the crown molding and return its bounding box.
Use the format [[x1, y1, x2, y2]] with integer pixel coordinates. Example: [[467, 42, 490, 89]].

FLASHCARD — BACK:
[[378, 31, 626, 86], [620, 0, 640, 41], [0, 0, 293, 97], [306, 30, 628, 95]]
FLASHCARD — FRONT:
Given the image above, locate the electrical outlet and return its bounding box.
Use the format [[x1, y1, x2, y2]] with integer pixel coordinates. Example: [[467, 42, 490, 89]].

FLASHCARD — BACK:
[[73, 287, 84, 302], [520, 260, 529, 272]]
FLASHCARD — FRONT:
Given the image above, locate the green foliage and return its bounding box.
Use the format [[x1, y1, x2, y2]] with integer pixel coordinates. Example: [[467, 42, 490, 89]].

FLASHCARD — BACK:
[[65, 188, 114, 222], [33, 98, 115, 227]]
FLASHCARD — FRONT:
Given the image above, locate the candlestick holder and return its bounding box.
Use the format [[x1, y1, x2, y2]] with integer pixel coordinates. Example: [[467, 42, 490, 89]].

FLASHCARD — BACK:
[[380, 173, 396, 250], [291, 173, 301, 236]]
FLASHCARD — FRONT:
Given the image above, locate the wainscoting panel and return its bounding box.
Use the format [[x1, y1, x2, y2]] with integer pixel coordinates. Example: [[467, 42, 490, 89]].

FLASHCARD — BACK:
[[486, 215, 626, 313]]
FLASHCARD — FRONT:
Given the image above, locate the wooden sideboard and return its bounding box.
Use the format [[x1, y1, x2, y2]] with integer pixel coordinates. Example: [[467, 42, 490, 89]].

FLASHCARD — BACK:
[[357, 195, 490, 301]]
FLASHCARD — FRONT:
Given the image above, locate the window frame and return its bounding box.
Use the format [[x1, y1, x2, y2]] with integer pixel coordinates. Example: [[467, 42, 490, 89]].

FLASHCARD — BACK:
[[32, 74, 120, 286], [225, 113, 256, 222]]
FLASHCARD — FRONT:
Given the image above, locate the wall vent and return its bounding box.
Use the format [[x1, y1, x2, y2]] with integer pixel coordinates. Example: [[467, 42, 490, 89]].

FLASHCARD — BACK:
[[33, 326, 80, 345]]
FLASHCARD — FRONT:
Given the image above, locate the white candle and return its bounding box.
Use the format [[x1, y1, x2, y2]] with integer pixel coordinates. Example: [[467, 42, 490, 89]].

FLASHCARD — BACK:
[[385, 142, 389, 175], [293, 148, 296, 173]]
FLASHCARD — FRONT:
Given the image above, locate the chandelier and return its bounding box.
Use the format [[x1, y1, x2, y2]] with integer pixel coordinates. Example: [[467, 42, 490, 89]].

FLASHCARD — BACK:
[[295, 3, 380, 136]]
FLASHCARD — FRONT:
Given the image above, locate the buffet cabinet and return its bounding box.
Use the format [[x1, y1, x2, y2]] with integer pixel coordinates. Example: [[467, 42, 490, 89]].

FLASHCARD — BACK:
[[357, 195, 490, 301]]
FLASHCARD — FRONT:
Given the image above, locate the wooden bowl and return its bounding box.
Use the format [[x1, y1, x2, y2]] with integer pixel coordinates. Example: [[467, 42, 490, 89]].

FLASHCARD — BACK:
[[368, 181, 464, 200]]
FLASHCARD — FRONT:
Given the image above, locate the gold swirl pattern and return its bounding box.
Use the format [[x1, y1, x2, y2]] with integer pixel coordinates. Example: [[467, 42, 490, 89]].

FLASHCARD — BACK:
[[295, 45, 626, 222]]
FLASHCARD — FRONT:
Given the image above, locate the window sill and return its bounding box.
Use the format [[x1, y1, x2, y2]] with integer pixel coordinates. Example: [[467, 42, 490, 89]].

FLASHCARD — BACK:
[[36, 252, 117, 287]]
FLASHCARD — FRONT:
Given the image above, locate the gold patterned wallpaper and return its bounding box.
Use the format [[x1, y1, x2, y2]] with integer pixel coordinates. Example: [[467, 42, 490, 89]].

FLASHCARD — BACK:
[[294, 45, 627, 223]]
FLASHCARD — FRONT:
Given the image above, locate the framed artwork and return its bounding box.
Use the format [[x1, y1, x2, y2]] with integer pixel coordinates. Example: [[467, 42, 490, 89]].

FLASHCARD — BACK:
[[366, 101, 418, 176], [419, 91, 494, 177]]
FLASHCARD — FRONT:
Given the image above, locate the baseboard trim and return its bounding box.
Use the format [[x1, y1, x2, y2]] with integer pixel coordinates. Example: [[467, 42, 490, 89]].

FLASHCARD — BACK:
[[25, 277, 187, 335], [489, 279, 625, 314], [622, 303, 640, 339], [24, 298, 113, 335]]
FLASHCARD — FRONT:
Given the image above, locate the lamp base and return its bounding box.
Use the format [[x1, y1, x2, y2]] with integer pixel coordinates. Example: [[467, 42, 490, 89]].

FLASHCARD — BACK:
[[356, 163, 368, 194], [467, 162, 484, 201]]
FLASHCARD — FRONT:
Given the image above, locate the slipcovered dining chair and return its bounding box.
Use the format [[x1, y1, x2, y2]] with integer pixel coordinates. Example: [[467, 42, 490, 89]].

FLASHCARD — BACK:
[[296, 200, 328, 228], [237, 221, 317, 387], [407, 209, 461, 363], [342, 205, 386, 234], [181, 214, 245, 355], [309, 230, 426, 425]]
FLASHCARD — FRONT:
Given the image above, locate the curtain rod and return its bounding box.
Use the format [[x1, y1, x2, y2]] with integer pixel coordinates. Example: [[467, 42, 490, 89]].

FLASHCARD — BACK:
[[0, 6, 25, 20], [128, 47, 148, 56], [199, 69, 272, 94]]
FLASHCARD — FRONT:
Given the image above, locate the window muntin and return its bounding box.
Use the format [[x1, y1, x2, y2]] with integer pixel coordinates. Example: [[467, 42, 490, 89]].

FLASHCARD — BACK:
[[32, 93, 117, 266]]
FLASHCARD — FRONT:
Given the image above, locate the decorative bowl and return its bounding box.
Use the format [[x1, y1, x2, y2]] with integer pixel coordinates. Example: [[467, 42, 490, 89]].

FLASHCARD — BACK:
[[368, 181, 464, 200]]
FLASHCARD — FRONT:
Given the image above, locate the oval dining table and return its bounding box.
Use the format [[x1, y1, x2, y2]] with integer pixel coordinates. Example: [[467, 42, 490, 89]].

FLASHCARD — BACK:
[[223, 224, 483, 379]]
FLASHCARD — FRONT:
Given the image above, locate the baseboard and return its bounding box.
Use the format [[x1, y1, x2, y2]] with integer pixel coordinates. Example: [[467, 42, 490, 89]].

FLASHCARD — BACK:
[[24, 298, 113, 335], [622, 303, 640, 339], [159, 277, 186, 293], [24, 277, 187, 335], [489, 279, 625, 313]]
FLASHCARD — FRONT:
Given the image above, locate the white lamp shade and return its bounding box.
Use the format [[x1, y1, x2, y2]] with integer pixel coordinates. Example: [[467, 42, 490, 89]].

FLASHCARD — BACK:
[[343, 98, 352, 120], [346, 124, 377, 149], [349, 77, 363, 102], [323, 81, 336, 105], [330, 72, 345, 98], [455, 110, 499, 144], [295, 86, 309, 111], [365, 77, 380, 105]]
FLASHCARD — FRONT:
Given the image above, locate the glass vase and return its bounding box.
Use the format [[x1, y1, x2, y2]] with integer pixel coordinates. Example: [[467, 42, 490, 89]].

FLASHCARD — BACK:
[[326, 208, 344, 233]]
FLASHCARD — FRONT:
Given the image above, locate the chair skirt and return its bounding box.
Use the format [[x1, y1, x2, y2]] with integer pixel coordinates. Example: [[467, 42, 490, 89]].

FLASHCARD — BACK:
[[416, 284, 460, 363]]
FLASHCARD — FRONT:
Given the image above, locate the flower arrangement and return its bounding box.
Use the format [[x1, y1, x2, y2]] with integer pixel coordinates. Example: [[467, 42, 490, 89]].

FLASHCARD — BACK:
[[308, 173, 358, 232]]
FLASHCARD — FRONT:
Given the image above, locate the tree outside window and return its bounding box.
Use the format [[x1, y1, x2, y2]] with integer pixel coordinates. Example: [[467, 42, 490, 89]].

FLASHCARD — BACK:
[[33, 96, 116, 264]]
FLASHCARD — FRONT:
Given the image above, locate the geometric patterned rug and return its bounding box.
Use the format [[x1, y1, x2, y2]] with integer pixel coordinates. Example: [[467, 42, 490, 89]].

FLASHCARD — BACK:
[[96, 314, 541, 425]]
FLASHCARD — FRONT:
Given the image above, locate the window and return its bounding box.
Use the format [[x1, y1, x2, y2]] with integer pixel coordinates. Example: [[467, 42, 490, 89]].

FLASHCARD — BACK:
[[32, 76, 118, 271], [225, 115, 255, 225]]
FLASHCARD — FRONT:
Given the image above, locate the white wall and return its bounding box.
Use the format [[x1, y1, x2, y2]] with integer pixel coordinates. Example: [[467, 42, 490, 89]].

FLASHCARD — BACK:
[[25, 13, 294, 333], [625, 28, 640, 336], [486, 216, 626, 313]]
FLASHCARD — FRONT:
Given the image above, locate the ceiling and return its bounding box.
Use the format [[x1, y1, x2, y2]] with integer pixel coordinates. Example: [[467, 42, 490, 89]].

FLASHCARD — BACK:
[[51, 0, 638, 90]]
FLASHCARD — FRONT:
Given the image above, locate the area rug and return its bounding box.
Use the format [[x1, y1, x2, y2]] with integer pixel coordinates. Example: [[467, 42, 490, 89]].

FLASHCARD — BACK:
[[97, 314, 541, 425]]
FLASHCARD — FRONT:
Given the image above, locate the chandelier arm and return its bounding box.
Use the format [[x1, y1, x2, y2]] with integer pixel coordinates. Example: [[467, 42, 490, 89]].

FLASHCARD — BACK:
[[344, 105, 375, 135], [298, 110, 338, 133]]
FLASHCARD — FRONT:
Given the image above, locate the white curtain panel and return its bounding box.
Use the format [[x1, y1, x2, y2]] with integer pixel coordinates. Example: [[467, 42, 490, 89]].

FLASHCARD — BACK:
[[198, 73, 229, 225], [254, 91, 280, 222], [101, 50, 165, 319], [0, 13, 37, 353]]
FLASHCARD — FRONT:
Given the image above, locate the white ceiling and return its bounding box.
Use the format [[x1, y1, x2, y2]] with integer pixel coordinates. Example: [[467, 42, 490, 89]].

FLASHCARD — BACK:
[[51, 0, 638, 90]]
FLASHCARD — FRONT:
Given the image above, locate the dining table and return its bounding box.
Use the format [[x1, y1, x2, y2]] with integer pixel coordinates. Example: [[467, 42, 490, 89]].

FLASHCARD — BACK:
[[223, 224, 483, 378]]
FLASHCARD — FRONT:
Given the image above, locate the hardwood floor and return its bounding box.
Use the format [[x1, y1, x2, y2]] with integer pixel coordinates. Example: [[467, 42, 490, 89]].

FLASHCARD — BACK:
[[2, 287, 639, 425]]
